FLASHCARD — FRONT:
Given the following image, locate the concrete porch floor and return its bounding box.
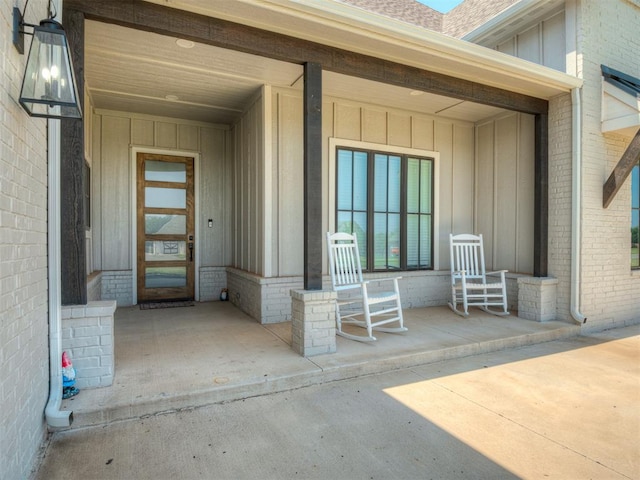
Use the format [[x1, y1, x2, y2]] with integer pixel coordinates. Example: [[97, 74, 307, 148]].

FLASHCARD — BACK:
[[61, 302, 581, 429]]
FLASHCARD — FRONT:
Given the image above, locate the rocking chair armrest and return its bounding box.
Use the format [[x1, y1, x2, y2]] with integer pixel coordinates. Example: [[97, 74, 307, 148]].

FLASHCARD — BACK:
[[486, 270, 508, 277]]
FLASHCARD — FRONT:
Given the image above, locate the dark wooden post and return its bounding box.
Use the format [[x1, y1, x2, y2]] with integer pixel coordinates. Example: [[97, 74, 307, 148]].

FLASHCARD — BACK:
[[534, 113, 549, 278], [304, 62, 323, 290], [60, 8, 87, 305]]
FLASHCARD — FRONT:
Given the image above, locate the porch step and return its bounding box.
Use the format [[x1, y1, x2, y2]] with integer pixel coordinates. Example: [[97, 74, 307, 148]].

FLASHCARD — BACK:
[[60, 316, 581, 430]]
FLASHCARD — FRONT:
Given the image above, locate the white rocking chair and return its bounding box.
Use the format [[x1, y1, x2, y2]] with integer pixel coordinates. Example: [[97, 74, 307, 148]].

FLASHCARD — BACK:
[[326, 232, 407, 342], [448, 233, 509, 317]]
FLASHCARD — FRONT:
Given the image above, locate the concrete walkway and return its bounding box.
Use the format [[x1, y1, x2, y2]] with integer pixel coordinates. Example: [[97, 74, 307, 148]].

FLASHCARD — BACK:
[[35, 324, 639, 480]]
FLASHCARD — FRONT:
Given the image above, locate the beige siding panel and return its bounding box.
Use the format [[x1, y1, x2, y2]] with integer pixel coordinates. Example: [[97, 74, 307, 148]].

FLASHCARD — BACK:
[[233, 95, 265, 275], [155, 122, 178, 149], [334, 103, 361, 140], [388, 112, 411, 148], [199, 127, 228, 267], [178, 124, 199, 151], [240, 118, 250, 271], [92, 114, 103, 271], [542, 11, 566, 72], [517, 114, 535, 273], [101, 115, 132, 270], [278, 93, 304, 276], [362, 108, 387, 144], [452, 124, 474, 234], [254, 100, 264, 276], [435, 121, 454, 269], [517, 25, 541, 64], [475, 122, 495, 267], [131, 118, 154, 146], [412, 116, 435, 151], [494, 116, 518, 271], [497, 37, 516, 56]]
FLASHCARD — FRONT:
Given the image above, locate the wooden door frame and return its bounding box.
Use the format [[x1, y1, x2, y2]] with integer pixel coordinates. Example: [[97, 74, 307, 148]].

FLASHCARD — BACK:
[[130, 147, 200, 305]]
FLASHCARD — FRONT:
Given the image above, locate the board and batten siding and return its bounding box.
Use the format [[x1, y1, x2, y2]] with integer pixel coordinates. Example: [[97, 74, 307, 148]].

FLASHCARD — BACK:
[[92, 110, 232, 273], [231, 89, 266, 275], [476, 113, 535, 274], [493, 10, 567, 73], [260, 89, 537, 277]]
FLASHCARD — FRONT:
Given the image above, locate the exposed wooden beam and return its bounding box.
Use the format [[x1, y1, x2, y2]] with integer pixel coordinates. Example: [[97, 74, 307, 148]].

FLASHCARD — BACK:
[[603, 129, 640, 208], [60, 8, 87, 305], [534, 113, 549, 278], [63, 0, 548, 115], [303, 62, 323, 290]]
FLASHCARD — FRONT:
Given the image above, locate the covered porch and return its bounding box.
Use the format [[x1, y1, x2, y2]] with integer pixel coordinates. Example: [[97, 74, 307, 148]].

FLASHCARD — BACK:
[[61, 302, 579, 429]]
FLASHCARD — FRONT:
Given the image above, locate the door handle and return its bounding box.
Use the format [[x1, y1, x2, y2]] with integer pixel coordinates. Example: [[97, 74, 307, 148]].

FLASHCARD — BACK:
[[188, 242, 194, 261]]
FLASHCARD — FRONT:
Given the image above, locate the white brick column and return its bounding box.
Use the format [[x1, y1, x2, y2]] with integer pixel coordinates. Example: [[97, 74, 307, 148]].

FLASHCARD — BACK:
[[61, 300, 117, 388], [290, 290, 337, 357], [517, 277, 558, 322]]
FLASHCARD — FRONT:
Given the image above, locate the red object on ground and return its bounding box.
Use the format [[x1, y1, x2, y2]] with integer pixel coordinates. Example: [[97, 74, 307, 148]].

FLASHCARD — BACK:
[[62, 351, 72, 368]]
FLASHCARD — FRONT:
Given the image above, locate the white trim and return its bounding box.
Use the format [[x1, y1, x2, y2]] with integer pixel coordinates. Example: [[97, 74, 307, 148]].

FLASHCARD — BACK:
[[601, 81, 640, 134], [130, 146, 202, 304], [328, 137, 440, 271]]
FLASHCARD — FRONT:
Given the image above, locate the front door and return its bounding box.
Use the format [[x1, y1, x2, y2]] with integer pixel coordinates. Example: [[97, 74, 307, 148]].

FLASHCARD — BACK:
[[137, 153, 195, 302]]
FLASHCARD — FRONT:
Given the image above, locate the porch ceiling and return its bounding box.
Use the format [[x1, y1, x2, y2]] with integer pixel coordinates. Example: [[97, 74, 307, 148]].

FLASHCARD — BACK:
[[85, 20, 506, 124]]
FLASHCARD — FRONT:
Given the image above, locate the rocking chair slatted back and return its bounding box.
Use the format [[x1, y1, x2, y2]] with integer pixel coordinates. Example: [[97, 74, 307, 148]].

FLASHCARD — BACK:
[[451, 235, 485, 280], [327, 232, 363, 290]]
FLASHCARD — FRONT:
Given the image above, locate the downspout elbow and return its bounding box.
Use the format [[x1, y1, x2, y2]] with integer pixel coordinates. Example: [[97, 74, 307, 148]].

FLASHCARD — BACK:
[[570, 87, 587, 324]]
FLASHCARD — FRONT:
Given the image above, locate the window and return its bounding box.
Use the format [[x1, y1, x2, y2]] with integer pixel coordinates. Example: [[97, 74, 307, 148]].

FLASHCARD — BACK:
[[632, 161, 639, 269], [336, 147, 434, 271]]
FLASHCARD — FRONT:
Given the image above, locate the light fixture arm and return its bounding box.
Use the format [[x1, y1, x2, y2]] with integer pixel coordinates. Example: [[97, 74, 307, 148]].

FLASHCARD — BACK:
[[13, 0, 58, 53]]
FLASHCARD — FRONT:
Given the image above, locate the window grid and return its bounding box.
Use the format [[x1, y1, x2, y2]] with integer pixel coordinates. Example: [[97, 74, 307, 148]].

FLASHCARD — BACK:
[[336, 147, 434, 272]]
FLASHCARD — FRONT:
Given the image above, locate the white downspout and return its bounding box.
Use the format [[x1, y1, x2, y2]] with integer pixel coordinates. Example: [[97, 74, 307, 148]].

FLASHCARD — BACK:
[[45, 0, 73, 429], [44, 119, 73, 428], [570, 87, 587, 324]]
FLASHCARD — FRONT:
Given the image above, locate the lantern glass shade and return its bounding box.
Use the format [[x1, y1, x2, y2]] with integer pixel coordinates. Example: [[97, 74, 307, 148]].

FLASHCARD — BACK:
[[19, 20, 82, 119]]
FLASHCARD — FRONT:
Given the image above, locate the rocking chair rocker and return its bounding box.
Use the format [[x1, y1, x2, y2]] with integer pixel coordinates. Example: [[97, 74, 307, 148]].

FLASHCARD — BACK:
[[448, 233, 509, 317], [326, 232, 407, 342]]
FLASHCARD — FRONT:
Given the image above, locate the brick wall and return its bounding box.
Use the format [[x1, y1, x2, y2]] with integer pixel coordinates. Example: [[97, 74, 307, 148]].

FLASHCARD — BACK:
[[576, 0, 640, 329], [227, 267, 522, 324], [61, 301, 117, 388], [0, 1, 50, 478], [101, 270, 133, 306], [199, 266, 227, 301], [548, 93, 574, 322]]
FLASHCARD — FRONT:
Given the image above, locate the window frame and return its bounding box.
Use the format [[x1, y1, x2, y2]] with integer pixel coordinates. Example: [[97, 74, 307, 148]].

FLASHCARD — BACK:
[[330, 139, 439, 272]]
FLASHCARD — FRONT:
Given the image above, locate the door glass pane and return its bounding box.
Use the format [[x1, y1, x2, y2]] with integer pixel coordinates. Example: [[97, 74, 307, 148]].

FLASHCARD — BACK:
[[145, 267, 187, 288], [145, 214, 186, 234], [145, 160, 186, 183], [145, 241, 186, 261], [145, 187, 186, 209]]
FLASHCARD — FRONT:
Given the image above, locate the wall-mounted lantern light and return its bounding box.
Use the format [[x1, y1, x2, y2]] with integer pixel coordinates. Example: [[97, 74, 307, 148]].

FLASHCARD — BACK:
[[13, 2, 82, 119]]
